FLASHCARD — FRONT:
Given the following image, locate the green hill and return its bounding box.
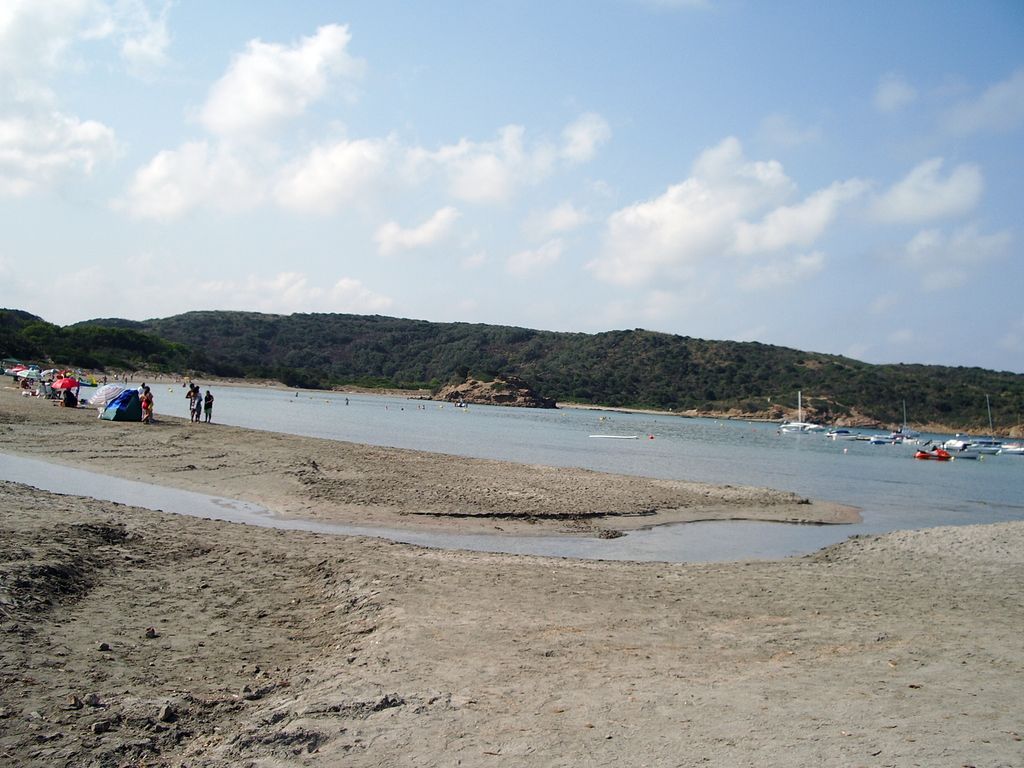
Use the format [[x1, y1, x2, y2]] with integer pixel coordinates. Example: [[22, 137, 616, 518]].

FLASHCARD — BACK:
[[4, 308, 1023, 432], [0, 309, 195, 373]]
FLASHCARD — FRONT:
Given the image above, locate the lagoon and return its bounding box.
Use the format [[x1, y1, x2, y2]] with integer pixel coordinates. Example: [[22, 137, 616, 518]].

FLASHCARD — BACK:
[[160, 384, 1024, 552]]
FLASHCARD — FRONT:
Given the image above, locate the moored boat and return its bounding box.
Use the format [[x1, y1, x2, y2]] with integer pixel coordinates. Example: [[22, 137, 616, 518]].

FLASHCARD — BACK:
[[915, 448, 952, 461], [826, 428, 860, 441], [779, 391, 824, 433]]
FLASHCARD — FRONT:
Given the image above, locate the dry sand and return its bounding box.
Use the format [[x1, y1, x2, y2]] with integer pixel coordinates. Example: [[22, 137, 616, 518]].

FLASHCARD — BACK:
[[1, 386, 1023, 767]]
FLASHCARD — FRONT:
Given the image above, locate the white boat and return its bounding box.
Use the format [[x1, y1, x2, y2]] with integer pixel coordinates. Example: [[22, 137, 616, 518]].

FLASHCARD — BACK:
[[888, 400, 923, 444], [779, 391, 824, 433], [589, 434, 639, 440], [825, 428, 860, 441], [1000, 443, 1024, 455], [942, 397, 1003, 456], [968, 438, 1003, 455]]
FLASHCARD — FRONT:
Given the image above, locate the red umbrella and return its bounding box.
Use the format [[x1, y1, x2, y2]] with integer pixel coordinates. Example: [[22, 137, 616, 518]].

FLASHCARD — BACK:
[[52, 377, 80, 390], [10, 364, 26, 372]]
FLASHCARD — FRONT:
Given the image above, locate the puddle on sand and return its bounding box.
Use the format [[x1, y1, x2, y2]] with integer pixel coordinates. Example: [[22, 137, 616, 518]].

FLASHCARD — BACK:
[[0, 451, 853, 563]]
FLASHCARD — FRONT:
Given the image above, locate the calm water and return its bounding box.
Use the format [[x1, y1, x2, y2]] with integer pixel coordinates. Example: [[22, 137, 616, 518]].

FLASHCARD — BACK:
[[2, 383, 1022, 562]]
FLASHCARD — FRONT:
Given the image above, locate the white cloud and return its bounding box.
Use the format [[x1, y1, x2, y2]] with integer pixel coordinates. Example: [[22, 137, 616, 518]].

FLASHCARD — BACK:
[[735, 179, 867, 254], [903, 224, 1011, 292], [506, 239, 562, 277], [410, 124, 555, 204], [757, 113, 821, 147], [943, 68, 1024, 136], [199, 24, 363, 138], [0, 1, 172, 88], [275, 136, 391, 214], [905, 224, 1010, 265], [116, 141, 262, 219], [0, 1, 95, 86], [871, 158, 982, 223], [874, 73, 917, 113], [524, 200, 589, 239], [12, 260, 392, 322], [0, 1, 169, 196], [116, 0, 172, 75], [200, 272, 392, 314], [408, 114, 599, 205], [589, 137, 796, 285], [691, 137, 792, 206], [375, 206, 461, 255], [561, 112, 611, 163], [0, 110, 116, 197], [119, 132, 392, 221], [738, 252, 824, 292]]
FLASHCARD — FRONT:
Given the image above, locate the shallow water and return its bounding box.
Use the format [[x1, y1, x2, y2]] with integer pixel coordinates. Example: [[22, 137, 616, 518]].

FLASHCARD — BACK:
[[153, 384, 1024, 521], [3, 383, 1022, 562]]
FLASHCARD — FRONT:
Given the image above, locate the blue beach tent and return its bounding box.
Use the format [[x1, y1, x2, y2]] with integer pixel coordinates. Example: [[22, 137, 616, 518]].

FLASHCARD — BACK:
[[100, 389, 142, 422]]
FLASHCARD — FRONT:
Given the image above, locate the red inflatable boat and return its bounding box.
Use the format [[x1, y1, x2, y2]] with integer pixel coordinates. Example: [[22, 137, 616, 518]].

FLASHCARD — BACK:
[[914, 448, 952, 461]]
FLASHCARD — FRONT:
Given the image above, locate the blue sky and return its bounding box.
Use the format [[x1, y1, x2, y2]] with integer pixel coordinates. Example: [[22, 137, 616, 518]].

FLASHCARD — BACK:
[[2, 1, 1023, 372]]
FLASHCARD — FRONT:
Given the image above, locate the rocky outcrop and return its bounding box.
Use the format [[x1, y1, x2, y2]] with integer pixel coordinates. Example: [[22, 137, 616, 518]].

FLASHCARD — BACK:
[[433, 376, 556, 409]]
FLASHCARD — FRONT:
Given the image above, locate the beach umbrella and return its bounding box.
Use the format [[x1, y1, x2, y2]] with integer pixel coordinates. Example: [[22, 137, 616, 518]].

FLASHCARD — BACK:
[[16, 369, 40, 379], [52, 377, 80, 390], [88, 383, 125, 408], [40, 368, 60, 377], [9, 364, 27, 372]]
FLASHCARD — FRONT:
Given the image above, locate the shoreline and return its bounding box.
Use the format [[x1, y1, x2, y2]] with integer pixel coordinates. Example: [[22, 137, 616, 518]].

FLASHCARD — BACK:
[[0, 385, 860, 538], [59, 369, 1018, 437]]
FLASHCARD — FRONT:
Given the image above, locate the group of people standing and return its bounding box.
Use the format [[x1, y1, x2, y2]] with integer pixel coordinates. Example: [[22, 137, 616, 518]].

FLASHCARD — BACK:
[[186, 383, 214, 423]]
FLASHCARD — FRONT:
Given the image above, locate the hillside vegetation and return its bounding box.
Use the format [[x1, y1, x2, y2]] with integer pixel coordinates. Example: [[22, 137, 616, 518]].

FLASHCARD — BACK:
[[3, 308, 1023, 432]]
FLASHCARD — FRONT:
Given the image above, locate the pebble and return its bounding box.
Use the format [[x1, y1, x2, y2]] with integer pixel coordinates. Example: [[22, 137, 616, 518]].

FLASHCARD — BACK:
[[158, 704, 176, 723], [97, 642, 110, 652], [67, 695, 83, 710], [144, 627, 158, 639], [83, 693, 102, 708], [91, 719, 110, 735]]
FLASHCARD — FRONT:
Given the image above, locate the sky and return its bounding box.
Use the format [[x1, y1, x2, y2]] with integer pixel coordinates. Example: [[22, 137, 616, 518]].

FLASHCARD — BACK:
[[1, 1, 1023, 373]]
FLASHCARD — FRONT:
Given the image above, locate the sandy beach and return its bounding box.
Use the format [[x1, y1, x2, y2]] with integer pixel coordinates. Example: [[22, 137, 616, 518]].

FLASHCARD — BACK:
[[1, 386, 1022, 766], [0, 386, 857, 536]]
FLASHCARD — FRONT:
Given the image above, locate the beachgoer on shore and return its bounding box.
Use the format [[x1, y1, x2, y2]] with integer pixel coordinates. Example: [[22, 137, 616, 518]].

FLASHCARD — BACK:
[[187, 384, 201, 423], [141, 386, 154, 424], [204, 390, 214, 423]]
